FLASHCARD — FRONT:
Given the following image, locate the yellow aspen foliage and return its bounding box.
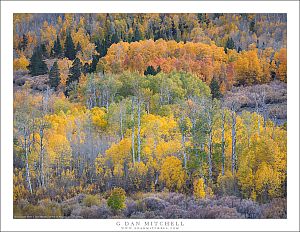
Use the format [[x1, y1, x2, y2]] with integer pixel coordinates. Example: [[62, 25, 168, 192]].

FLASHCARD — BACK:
[[255, 162, 281, 199], [95, 155, 105, 176], [13, 169, 29, 202], [193, 178, 206, 199], [57, 58, 72, 87], [275, 48, 287, 82], [46, 133, 72, 167], [237, 131, 286, 201], [234, 49, 263, 85], [129, 162, 148, 189], [142, 114, 178, 140], [217, 171, 235, 196], [146, 156, 159, 176], [237, 159, 255, 198], [156, 140, 181, 160], [206, 186, 214, 198], [40, 21, 57, 54], [159, 156, 185, 192], [91, 107, 107, 129], [250, 190, 257, 201], [105, 138, 131, 166], [13, 55, 29, 71], [113, 163, 124, 177]]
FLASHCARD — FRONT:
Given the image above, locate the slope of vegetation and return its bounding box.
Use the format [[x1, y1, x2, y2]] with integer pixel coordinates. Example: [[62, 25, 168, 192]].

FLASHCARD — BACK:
[[13, 13, 287, 219]]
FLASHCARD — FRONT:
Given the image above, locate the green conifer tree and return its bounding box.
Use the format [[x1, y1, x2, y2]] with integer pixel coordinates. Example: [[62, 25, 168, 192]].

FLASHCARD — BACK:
[[48, 61, 61, 91], [64, 32, 76, 60], [27, 45, 48, 76], [65, 57, 82, 96]]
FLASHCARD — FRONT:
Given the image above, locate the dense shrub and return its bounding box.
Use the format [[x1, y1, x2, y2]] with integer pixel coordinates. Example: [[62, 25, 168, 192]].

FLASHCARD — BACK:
[[161, 205, 188, 219], [237, 199, 261, 219], [107, 187, 126, 212], [13, 192, 287, 219], [83, 194, 101, 207], [124, 200, 138, 217], [261, 198, 287, 219], [141, 197, 167, 211]]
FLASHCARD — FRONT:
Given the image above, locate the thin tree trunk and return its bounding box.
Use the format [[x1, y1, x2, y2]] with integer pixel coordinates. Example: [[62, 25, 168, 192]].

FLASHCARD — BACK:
[[25, 138, 33, 194], [254, 93, 260, 135], [221, 109, 225, 176], [207, 112, 213, 181], [181, 124, 187, 169], [231, 110, 237, 175], [137, 99, 141, 163], [120, 103, 124, 140], [39, 128, 45, 187], [131, 97, 135, 164]]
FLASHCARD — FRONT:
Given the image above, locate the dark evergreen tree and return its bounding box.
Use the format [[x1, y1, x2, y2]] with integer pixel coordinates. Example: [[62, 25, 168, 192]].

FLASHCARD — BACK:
[[18, 34, 28, 51], [134, 25, 142, 41], [144, 66, 156, 76], [144, 65, 162, 76], [64, 32, 76, 60], [111, 33, 120, 44], [51, 36, 63, 58], [209, 78, 222, 99], [40, 44, 49, 58], [76, 42, 82, 53], [95, 39, 107, 57], [89, 55, 99, 73], [48, 61, 60, 91], [249, 20, 256, 33], [224, 37, 235, 53], [65, 57, 82, 96], [82, 63, 90, 75], [27, 45, 48, 76]]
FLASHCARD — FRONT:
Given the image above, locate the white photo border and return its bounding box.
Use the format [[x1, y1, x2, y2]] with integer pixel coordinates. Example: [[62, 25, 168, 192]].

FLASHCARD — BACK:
[[1, 1, 299, 231]]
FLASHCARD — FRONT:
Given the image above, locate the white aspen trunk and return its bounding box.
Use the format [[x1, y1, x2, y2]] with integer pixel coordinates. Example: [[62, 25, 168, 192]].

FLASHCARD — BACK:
[[39, 128, 45, 187], [120, 103, 124, 140], [131, 97, 135, 164], [181, 116, 187, 169], [231, 110, 237, 175], [208, 112, 213, 181], [137, 99, 141, 163], [262, 91, 267, 131], [182, 133, 187, 169], [24, 137, 33, 194], [106, 90, 109, 112], [221, 109, 225, 176]]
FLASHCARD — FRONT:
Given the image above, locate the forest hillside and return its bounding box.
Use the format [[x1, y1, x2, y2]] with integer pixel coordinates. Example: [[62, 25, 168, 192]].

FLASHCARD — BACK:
[[13, 13, 287, 219]]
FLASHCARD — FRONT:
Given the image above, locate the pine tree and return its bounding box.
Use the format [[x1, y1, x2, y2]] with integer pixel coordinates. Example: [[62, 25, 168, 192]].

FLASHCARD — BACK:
[[27, 45, 48, 76], [209, 78, 222, 99], [224, 37, 235, 53], [144, 65, 161, 76], [111, 33, 120, 44], [64, 32, 76, 60], [82, 62, 89, 75], [51, 36, 62, 58], [18, 34, 28, 51], [95, 39, 107, 57], [65, 57, 82, 96], [48, 61, 60, 91], [40, 44, 49, 59], [89, 55, 99, 73], [250, 20, 256, 33], [76, 42, 82, 53], [144, 66, 156, 76], [134, 25, 142, 42]]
